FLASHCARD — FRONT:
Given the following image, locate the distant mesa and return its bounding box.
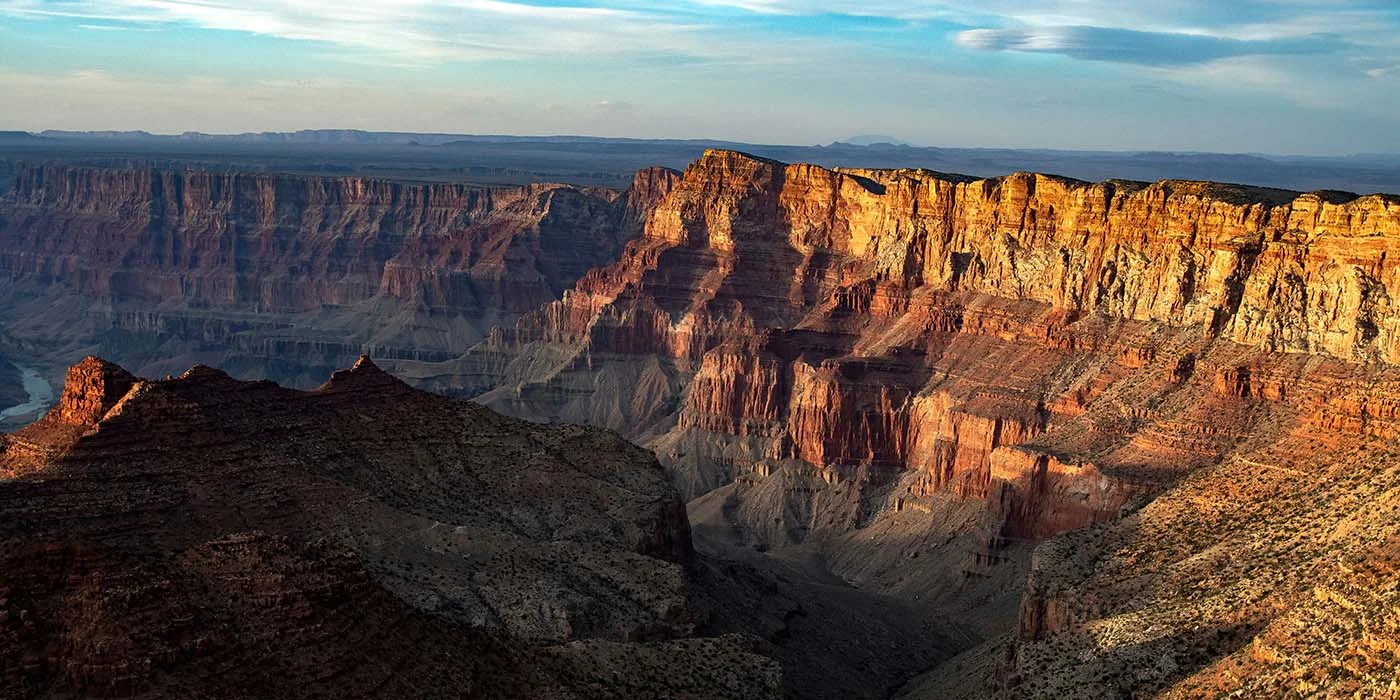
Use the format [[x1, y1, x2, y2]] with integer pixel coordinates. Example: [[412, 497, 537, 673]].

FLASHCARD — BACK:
[[834, 134, 917, 147]]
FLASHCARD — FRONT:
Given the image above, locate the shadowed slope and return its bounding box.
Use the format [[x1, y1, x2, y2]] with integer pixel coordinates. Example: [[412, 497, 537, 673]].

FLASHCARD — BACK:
[[0, 356, 779, 699]]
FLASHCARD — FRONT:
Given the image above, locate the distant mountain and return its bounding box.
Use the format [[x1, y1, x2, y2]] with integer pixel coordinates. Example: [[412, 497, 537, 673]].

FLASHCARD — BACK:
[[38, 128, 746, 148], [838, 134, 916, 147], [0, 131, 46, 143], [9, 129, 1400, 194], [38, 129, 154, 139], [41, 129, 468, 146]]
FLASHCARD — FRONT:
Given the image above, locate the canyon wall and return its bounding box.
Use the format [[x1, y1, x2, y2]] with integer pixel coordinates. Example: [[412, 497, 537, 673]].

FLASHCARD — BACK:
[[0, 162, 665, 382], [429, 149, 1400, 544], [9, 152, 1400, 545]]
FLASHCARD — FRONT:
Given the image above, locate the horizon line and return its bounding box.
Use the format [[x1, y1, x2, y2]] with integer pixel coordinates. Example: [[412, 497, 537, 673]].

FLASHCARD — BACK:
[[7, 127, 1398, 161]]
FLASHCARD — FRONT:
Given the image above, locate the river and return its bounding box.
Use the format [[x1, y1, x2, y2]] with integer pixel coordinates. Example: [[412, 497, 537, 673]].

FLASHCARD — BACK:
[[0, 365, 56, 422]]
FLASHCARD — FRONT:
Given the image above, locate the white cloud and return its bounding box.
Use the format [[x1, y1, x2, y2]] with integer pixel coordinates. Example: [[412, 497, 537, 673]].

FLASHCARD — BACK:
[[7, 1, 1395, 72], [684, 0, 1399, 39], [0, 0, 723, 61], [954, 25, 1345, 66], [2, 0, 1397, 150]]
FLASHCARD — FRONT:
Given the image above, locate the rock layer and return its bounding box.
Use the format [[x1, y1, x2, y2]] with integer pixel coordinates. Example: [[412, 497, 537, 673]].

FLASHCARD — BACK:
[[0, 163, 668, 385], [431, 151, 1400, 698], [11, 150, 1399, 553]]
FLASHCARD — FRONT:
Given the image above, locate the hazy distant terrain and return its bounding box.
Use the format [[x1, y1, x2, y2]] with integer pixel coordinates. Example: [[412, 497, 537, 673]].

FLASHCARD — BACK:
[[2, 129, 1397, 194]]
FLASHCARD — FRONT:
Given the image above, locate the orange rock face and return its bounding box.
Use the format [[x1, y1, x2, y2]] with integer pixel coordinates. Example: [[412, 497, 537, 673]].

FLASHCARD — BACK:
[[48, 356, 137, 426], [456, 149, 1400, 540]]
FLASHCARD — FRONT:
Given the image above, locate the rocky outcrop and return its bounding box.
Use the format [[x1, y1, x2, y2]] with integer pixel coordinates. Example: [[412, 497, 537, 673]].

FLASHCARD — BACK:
[[0, 356, 780, 698], [45, 356, 138, 426], [0, 356, 140, 477]]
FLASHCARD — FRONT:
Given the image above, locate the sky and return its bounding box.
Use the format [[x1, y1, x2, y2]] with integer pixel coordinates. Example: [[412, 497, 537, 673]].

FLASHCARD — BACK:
[[1, 1, 1398, 154]]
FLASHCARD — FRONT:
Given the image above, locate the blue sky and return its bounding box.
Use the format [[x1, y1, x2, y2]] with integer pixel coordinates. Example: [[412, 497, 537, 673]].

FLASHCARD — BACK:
[[1, 0, 1397, 154]]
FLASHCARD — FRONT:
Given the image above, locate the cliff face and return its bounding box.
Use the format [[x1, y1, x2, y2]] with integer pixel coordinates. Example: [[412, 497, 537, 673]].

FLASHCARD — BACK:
[[1, 162, 642, 311], [538, 150, 1400, 361], [0, 163, 667, 384], [449, 149, 1400, 543], [14, 151, 1380, 542], [0, 356, 780, 698]]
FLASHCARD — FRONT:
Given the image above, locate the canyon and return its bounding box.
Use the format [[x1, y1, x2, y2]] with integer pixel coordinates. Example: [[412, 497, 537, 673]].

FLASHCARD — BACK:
[[2, 151, 1398, 697]]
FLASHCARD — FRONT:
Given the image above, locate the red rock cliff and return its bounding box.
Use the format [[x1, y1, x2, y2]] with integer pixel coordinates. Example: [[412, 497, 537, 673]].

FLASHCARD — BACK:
[[0, 163, 682, 384], [464, 149, 1400, 539], [0, 162, 640, 313]]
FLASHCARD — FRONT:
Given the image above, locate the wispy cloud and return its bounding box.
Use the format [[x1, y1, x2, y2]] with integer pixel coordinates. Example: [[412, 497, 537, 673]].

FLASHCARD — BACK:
[[692, 0, 1397, 64], [684, 0, 1400, 108], [1, 0, 1397, 152], [954, 26, 1343, 65], [6, 1, 1396, 69], [0, 0, 723, 62], [685, 0, 1398, 35]]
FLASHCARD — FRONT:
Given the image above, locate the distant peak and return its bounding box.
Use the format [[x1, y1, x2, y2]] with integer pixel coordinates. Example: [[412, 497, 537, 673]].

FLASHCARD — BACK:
[[836, 135, 915, 147]]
